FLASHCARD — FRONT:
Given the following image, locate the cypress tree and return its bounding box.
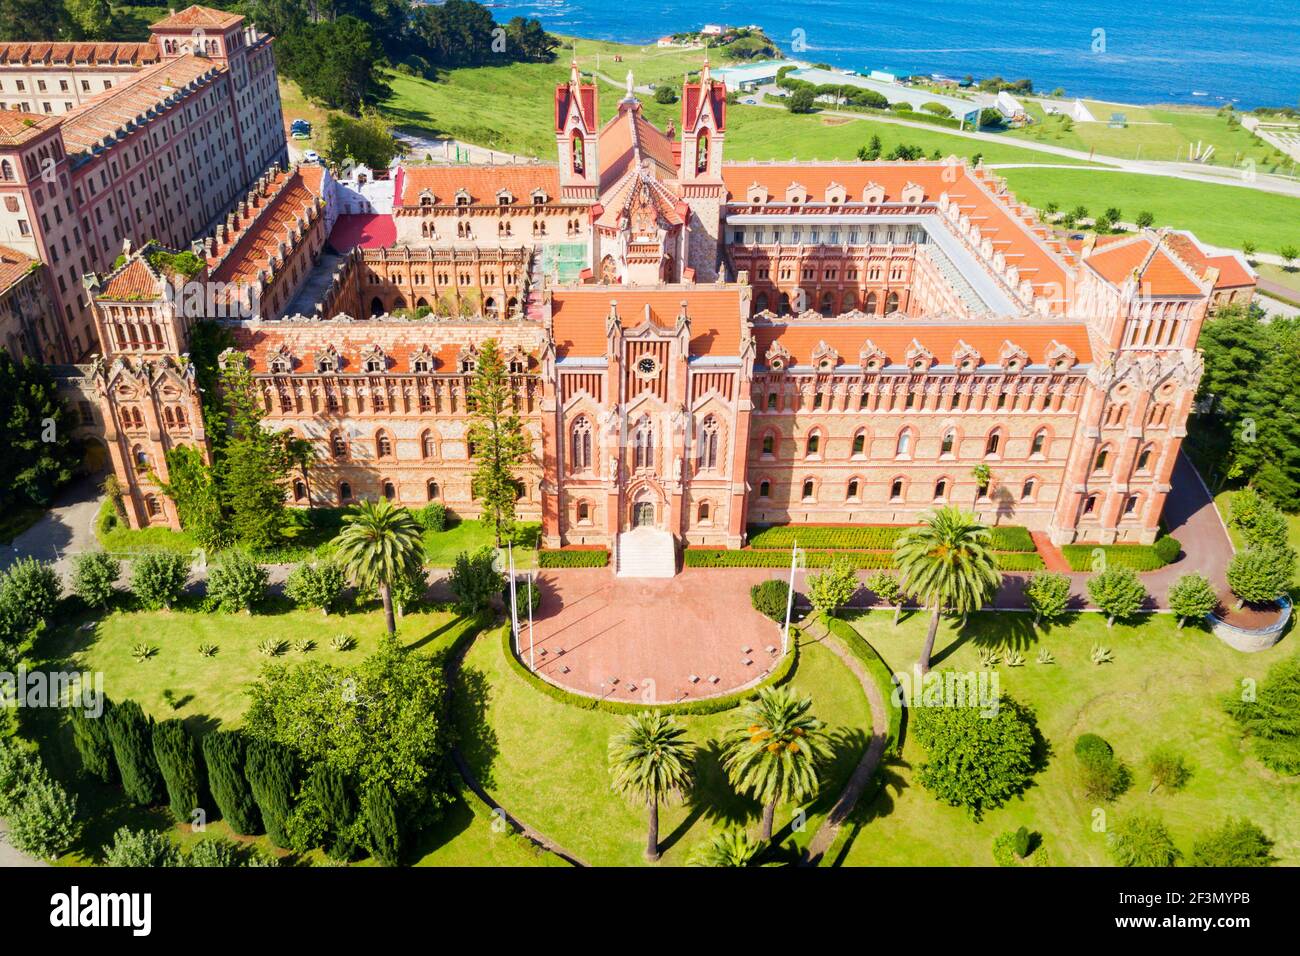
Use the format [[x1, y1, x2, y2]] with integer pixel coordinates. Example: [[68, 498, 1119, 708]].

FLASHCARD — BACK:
[[200, 731, 261, 835], [69, 700, 117, 784], [105, 700, 162, 805], [151, 720, 205, 823], [361, 784, 403, 866], [308, 764, 358, 860], [245, 739, 297, 848]]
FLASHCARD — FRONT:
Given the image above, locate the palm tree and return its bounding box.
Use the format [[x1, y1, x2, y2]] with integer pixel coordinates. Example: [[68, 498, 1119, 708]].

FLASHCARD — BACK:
[[608, 711, 694, 861], [689, 826, 763, 867], [894, 506, 1001, 675], [723, 685, 831, 843], [332, 498, 423, 636]]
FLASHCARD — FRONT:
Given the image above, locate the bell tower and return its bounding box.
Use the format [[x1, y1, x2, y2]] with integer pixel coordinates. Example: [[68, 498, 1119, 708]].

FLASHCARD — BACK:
[[555, 60, 600, 201], [677, 58, 728, 280]]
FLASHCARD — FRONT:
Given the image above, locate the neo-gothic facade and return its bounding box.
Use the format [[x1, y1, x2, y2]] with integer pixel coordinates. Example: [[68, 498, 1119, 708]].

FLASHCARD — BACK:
[[85, 53, 1255, 552]]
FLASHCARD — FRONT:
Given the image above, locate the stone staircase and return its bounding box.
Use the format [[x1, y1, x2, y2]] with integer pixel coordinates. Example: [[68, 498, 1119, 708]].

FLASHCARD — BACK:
[[615, 528, 677, 578]]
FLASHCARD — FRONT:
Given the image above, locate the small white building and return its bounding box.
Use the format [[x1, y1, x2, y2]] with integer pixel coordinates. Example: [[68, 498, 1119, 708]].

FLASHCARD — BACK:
[[701, 24, 724, 36], [868, 69, 899, 85], [1070, 98, 1097, 122], [996, 90, 1026, 120]]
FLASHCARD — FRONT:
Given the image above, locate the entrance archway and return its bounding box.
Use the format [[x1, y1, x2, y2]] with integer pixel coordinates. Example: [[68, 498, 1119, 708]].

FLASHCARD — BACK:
[[632, 500, 655, 528]]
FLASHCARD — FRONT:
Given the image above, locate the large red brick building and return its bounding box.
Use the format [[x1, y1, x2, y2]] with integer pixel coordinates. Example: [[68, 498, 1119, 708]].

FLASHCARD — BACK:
[[86, 56, 1253, 559]]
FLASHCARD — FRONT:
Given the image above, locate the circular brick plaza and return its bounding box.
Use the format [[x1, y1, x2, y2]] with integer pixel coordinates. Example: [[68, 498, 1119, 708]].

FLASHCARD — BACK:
[[512, 567, 787, 704]]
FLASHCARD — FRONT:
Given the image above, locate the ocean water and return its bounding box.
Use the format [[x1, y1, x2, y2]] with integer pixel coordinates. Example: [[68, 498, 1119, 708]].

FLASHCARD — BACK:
[[484, 0, 1300, 108]]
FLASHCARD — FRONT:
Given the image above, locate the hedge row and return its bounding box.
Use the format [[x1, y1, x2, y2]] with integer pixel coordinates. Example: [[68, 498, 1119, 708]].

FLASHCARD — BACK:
[[538, 549, 610, 569], [1061, 535, 1181, 573], [685, 548, 897, 570], [496, 625, 798, 715], [747, 524, 1037, 553], [820, 616, 902, 754], [993, 552, 1046, 572]]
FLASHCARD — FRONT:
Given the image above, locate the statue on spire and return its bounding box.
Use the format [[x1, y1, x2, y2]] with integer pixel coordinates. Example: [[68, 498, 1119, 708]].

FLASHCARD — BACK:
[[625, 70, 635, 98]]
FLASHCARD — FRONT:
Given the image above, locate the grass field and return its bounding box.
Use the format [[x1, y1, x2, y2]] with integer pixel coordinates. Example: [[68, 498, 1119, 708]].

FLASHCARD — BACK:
[[833, 609, 1298, 867], [456, 626, 872, 866], [997, 166, 1300, 253]]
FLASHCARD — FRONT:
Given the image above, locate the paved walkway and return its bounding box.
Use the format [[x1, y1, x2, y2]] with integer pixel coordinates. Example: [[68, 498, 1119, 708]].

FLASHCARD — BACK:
[[2, 477, 102, 578]]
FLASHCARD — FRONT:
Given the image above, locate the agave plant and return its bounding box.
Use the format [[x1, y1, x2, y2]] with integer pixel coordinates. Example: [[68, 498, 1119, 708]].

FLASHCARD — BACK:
[[689, 826, 763, 867], [131, 642, 158, 662], [257, 639, 288, 658], [1090, 643, 1114, 665], [1036, 648, 1055, 665], [294, 638, 317, 654], [330, 633, 357, 652], [198, 642, 218, 658], [1003, 648, 1026, 667], [978, 647, 1001, 668]]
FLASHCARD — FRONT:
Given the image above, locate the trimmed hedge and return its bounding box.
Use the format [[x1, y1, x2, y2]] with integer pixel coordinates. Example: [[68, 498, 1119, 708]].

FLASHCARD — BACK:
[[496, 625, 798, 715], [749, 524, 1037, 553], [686, 548, 895, 570], [821, 616, 902, 754], [1061, 535, 1181, 573], [994, 552, 1046, 572], [538, 549, 609, 569]]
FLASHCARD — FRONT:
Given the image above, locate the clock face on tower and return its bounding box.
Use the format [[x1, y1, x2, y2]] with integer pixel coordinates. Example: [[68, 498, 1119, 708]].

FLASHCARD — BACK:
[[636, 355, 659, 379]]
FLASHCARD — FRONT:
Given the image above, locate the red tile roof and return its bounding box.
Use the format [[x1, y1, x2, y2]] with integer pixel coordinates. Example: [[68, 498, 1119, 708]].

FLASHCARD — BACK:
[[150, 5, 244, 30], [0, 110, 59, 147], [0, 41, 158, 67], [550, 287, 745, 358], [1164, 232, 1255, 289], [1084, 235, 1203, 296], [209, 167, 321, 285], [682, 76, 727, 132], [329, 214, 397, 252], [97, 256, 164, 302], [554, 73, 598, 133], [397, 165, 564, 208], [0, 244, 37, 296], [752, 321, 1094, 369]]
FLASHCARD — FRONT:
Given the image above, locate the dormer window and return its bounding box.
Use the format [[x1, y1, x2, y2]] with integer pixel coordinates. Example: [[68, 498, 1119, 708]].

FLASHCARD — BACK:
[[497, 190, 513, 207], [531, 189, 547, 206], [268, 353, 291, 374], [455, 190, 471, 208], [419, 190, 434, 209], [362, 347, 387, 373]]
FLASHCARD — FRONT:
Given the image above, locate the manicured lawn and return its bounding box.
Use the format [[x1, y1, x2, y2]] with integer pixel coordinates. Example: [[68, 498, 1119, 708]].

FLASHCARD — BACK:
[[834, 609, 1299, 866], [998, 166, 1300, 254], [456, 626, 872, 866], [422, 517, 539, 569]]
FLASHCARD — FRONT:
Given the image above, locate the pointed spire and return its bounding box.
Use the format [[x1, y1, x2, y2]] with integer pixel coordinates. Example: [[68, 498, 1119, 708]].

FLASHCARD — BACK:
[[570, 56, 579, 87]]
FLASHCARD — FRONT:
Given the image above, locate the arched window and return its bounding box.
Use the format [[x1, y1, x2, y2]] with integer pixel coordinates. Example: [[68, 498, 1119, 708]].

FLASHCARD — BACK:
[[133, 445, 148, 472], [382, 480, 396, 500], [865, 291, 878, 314], [571, 416, 592, 471], [633, 417, 654, 470], [571, 131, 585, 174], [696, 130, 709, 173], [376, 431, 393, 458], [801, 479, 815, 501], [293, 479, 307, 501], [805, 431, 821, 457], [699, 416, 719, 470], [754, 292, 769, 312], [941, 429, 955, 456], [985, 430, 1002, 457], [759, 479, 772, 499], [889, 478, 904, 500], [851, 431, 866, 456], [421, 431, 436, 459], [426, 480, 440, 501], [1031, 429, 1047, 456], [778, 292, 791, 315], [0, 160, 13, 181], [886, 291, 900, 312], [934, 478, 947, 500], [698, 501, 711, 523], [895, 430, 912, 457], [145, 495, 162, 517], [1021, 478, 1036, 501], [1094, 446, 1110, 472], [820, 291, 835, 317], [1083, 493, 1097, 515], [339, 481, 353, 503], [577, 500, 590, 524], [331, 431, 347, 459], [1136, 445, 1153, 472], [847, 478, 860, 501], [761, 433, 775, 456]]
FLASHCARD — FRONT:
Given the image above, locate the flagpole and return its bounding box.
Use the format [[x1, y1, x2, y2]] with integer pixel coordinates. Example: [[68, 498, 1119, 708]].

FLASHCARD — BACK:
[[527, 571, 535, 672], [782, 541, 798, 657], [508, 542, 519, 658]]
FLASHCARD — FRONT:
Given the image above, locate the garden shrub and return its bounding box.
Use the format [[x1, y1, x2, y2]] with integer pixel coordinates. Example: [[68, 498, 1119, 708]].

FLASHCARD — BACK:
[[415, 502, 448, 532], [105, 699, 163, 806], [0, 557, 61, 659], [103, 826, 182, 867], [685, 548, 894, 569], [1226, 546, 1295, 605], [1087, 565, 1148, 626], [538, 548, 609, 568], [993, 552, 1045, 571], [807, 556, 859, 617], [284, 560, 345, 613], [206, 551, 268, 613], [1223, 655, 1300, 774], [750, 579, 790, 622], [7, 771, 80, 859], [1074, 732, 1130, 801], [1074, 733, 1113, 764], [131, 552, 190, 610], [1062, 538, 1180, 572], [201, 730, 261, 835], [1153, 535, 1182, 564], [448, 547, 504, 612], [503, 577, 542, 616], [362, 784, 404, 866], [71, 552, 121, 610], [1190, 818, 1276, 867], [1107, 813, 1180, 867], [151, 719, 205, 823], [186, 837, 243, 867], [244, 739, 298, 848]]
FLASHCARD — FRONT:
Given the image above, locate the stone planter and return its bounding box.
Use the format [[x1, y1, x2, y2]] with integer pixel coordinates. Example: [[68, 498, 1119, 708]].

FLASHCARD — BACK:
[[1207, 595, 1292, 652]]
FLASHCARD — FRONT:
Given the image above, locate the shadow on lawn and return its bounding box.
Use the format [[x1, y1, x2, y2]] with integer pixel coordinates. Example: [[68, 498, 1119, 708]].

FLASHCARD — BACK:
[[454, 665, 500, 789]]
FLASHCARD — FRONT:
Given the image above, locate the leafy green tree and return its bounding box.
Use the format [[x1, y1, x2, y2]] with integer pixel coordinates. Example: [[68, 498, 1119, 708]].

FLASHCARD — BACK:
[[105, 700, 163, 806], [1167, 573, 1218, 628], [7, 770, 81, 860], [894, 507, 1001, 674], [1191, 818, 1275, 866], [807, 556, 858, 618], [1224, 655, 1300, 773], [653, 84, 678, 104], [361, 782, 403, 865], [151, 720, 205, 823], [320, 110, 406, 170], [448, 546, 503, 613], [1136, 210, 1155, 228], [856, 134, 882, 161], [69, 703, 116, 784], [206, 551, 268, 613], [103, 826, 182, 867], [749, 579, 790, 623], [217, 357, 296, 551], [64, 0, 115, 40], [0, 0, 67, 40], [0, 557, 61, 662], [786, 87, 816, 113], [158, 445, 227, 551], [1145, 745, 1191, 793], [1226, 546, 1294, 606], [467, 339, 530, 548], [723, 686, 831, 842], [200, 731, 261, 835], [0, 328, 79, 512], [279, 15, 391, 113], [333, 498, 423, 635], [1107, 813, 1181, 867], [284, 560, 346, 614], [186, 837, 243, 867], [1228, 488, 1289, 550], [913, 696, 1038, 820], [689, 826, 763, 867], [1024, 571, 1071, 629], [1074, 733, 1130, 801], [130, 551, 190, 611], [244, 739, 298, 848], [865, 571, 904, 624], [0, 739, 35, 814], [71, 551, 120, 610], [1086, 565, 1147, 627], [608, 711, 695, 861]]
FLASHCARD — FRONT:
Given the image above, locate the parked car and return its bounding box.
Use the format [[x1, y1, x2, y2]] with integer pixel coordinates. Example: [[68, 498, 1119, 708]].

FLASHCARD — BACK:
[[743, 97, 756, 105], [291, 131, 309, 140], [303, 150, 320, 163]]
